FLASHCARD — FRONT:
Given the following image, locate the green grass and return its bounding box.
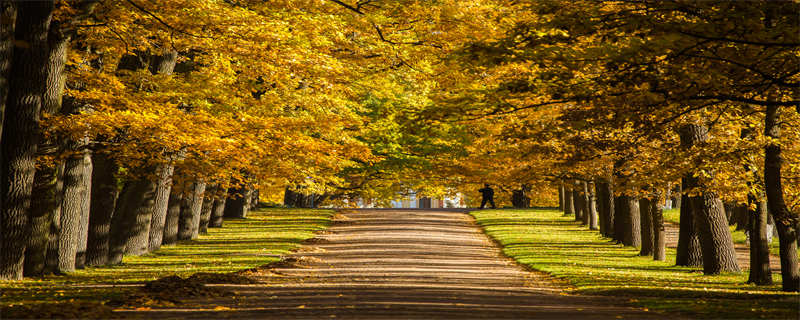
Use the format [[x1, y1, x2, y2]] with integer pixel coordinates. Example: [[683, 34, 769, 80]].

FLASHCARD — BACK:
[[471, 209, 799, 319], [0, 208, 333, 311], [664, 208, 781, 256]]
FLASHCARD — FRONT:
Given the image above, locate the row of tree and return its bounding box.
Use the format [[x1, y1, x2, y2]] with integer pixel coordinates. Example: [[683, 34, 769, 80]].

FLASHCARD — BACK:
[[424, 0, 799, 292], [0, 0, 450, 280]]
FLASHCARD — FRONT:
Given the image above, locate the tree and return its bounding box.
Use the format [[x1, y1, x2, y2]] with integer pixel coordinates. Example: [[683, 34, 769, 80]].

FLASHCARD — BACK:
[[0, 1, 55, 280]]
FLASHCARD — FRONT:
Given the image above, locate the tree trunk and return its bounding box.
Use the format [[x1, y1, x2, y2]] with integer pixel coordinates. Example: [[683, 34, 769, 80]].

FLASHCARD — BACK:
[[639, 197, 654, 256], [23, 19, 69, 276], [563, 186, 574, 216], [558, 182, 564, 212], [615, 196, 640, 247], [764, 104, 799, 291], [85, 152, 117, 266], [250, 188, 259, 210], [178, 184, 194, 241], [692, 196, 740, 273], [598, 180, 614, 238], [108, 178, 157, 264], [625, 196, 641, 247], [209, 190, 227, 228], [24, 160, 62, 276], [676, 190, 703, 267], [57, 153, 86, 273], [651, 197, 666, 261], [588, 181, 598, 231], [74, 149, 92, 269], [0, 0, 54, 280], [582, 181, 591, 226], [680, 123, 739, 274], [188, 181, 206, 239], [595, 180, 606, 234], [123, 178, 158, 256], [162, 187, 182, 245], [0, 1, 15, 146], [724, 202, 735, 225], [225, 185, 249, 218], [147, 163, 174, 252], [199, 185, 216, 234], [748, 197, 773, 285], [572, 187, 583, 222]]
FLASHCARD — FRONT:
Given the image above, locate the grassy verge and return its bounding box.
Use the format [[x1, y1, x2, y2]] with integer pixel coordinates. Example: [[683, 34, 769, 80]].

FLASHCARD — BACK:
[[0, 208, 333, 316], [470, 209, 798, 319], [664, 208, 781, 256]]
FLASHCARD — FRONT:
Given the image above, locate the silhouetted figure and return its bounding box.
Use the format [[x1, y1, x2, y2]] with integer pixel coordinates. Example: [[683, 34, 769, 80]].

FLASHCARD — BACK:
[[479, 184, 496, 209]]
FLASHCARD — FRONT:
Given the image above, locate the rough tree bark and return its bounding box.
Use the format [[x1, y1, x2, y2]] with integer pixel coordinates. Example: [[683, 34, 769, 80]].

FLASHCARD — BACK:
[[764, 104, 799, 291], [558, 182, 564, 212], [588, 181, 598, 230], [572, 185, 583, 222], [676, 189, 703, 267], [209, 189, 227, 228], [742, 127, 772, 285], [57, 151, 87, 273], [161, 187, 182, 245], [23, 23, 69, 276], [147, 162, 174, 252], [0, 1, 14, 145], [178, 182, 196, 240], [188, 181, 206, 239], [25, 161, 62, 276], [622, 196, 641, 247], [563, 186, 574, 216], [107, 178, 157, 264], [614, 194, 640, 247], [748, 197, 773, 285], [74, 149, 92, 269], [598, 179, 614, 238], [581, 181, 591, 226], [199, 185, 216, 234], [0, 1, 54, 279], [85, 152, 117, 266], [679, 124, 739, 274], [651, 195, 666, 261], [639, 197, 654, 256]]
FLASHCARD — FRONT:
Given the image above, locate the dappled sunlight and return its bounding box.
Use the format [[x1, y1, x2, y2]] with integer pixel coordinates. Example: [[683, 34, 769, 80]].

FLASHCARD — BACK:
[[471, 209, 799, 319], [0, 209, 333, 313]]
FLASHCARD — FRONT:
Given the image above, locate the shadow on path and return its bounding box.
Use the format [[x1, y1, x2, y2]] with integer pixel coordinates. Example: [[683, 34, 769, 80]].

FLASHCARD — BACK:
[[122, 209, 667, 319]]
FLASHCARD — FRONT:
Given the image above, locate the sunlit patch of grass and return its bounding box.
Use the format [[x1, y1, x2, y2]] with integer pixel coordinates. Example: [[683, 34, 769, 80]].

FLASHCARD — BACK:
[[0, 208, 332, 310], [470, 209, 798, 319]]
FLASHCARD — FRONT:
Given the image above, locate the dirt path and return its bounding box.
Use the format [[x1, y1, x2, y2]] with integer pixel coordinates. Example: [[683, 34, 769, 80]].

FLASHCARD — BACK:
[[663, 222, 782, 272], [126, 209, 665, 319]]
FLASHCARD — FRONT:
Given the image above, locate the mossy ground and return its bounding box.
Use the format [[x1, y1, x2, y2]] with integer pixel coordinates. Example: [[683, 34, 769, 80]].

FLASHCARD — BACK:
[[0, 208, 333, 316], [470, 209, 799, 319]]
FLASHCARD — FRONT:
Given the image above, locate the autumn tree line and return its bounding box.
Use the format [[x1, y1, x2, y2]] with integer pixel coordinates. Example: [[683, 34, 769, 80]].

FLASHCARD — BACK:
[[0, 0, 798, 295], [0, 0, 268, 278], [0, 0, 444, 280], [431, 1, 800, 293]]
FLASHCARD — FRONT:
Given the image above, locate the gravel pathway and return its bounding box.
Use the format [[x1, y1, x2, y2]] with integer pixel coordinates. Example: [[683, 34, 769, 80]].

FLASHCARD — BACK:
[[126, 209, 666, 319]]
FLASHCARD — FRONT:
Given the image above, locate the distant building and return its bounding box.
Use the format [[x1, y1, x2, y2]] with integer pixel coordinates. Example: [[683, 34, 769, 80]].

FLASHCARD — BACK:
[[388, 191, 466, 209]]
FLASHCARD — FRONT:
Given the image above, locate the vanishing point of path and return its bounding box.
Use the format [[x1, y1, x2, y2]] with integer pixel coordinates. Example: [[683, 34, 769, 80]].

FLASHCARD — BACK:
[[132, 209, 665, 319]]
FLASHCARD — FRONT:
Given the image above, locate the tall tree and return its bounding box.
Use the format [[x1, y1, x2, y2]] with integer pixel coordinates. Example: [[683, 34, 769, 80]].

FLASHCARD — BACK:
[[679, 124, 739, 274], [0, 0, 55, 280], [764, 104, 799, 291]]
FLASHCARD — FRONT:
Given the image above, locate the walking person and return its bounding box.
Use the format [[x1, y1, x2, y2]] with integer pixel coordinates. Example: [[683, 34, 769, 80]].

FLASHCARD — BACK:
[[479, 184, 496, 209]]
